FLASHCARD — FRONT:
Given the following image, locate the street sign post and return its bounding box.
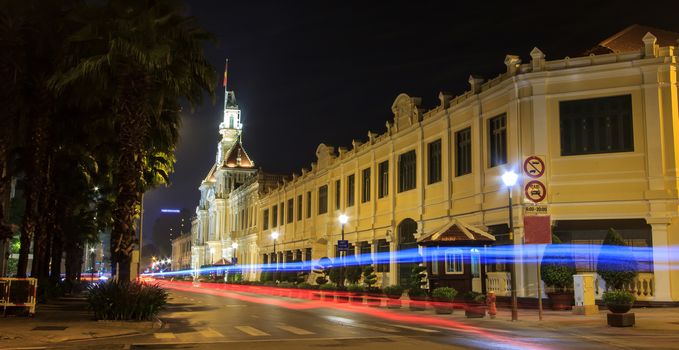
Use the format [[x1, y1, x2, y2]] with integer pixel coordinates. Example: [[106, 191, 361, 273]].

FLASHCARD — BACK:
[[522, 155, 550, 321]]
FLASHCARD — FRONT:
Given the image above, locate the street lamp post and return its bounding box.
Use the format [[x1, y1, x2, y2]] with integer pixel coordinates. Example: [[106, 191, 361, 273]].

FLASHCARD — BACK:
[[271, 231, 279, 270], [502, 170, 519, 321], [231, 242, 238, 263], [89, 247, 96, 281], [338, 214, 348, 289]]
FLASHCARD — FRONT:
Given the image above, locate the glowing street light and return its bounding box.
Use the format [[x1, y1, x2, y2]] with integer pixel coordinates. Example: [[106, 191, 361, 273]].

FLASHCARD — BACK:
[[502, 170, 519, 321], [271, 231, 279, 269], [338, 214, 348, 289]]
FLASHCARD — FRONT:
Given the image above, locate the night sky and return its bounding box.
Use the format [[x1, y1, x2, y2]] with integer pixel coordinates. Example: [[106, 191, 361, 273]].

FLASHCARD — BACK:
[[143, 0, 679, 247]]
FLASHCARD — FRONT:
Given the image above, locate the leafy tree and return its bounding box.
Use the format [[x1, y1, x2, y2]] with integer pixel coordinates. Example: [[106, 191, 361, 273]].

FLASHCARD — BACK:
[[50, 0, 215, 280], [362, 265, 377, 290], [345, 256, 362, 285], [410, 264, 427, 290], [597, 228, 638, 290], [541, 234, 576, 291]]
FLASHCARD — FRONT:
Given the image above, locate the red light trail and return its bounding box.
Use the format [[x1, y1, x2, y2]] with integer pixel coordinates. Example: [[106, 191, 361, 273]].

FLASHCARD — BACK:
[[156, 279, 548, 350]]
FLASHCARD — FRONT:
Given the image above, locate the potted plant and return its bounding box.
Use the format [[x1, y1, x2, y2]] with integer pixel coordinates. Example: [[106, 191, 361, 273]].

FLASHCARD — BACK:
[[347, 284, 365, 305], [407, 287, 428, 311], [431, 287, 457, 314], [541, 234, 576, 310], [335, 285, 349, 303], [602, 290, 635, 314], [362, 265, 381, 307], [597, 228, 639, 327], [383, 285, 404, 309], [319, 283, 337, 302], [463, 291, 486, 318]]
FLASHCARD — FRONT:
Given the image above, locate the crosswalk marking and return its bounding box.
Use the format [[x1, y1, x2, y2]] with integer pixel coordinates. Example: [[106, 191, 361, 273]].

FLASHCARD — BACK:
[[276, 325, 315, 335], [350, 323, 398, 333], [235, 325, 270, 336], [390, 324, 440, 333], [153, 333, 177, 339], [199, 328, 225, 338]]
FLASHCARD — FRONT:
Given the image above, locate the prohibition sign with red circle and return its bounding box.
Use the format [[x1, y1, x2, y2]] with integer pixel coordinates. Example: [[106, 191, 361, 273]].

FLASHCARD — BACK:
[[523, 156, 545, 179], [524, 180, 547, 203]]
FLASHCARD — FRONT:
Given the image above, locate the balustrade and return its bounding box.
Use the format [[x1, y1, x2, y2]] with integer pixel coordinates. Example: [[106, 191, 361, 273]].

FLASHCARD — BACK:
[[486, 271, 511, 297], [593, 272, 655, 301]]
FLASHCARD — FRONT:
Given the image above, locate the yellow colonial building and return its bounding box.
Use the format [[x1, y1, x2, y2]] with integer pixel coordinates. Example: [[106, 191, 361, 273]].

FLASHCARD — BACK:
[[190, 26, 679, 303]]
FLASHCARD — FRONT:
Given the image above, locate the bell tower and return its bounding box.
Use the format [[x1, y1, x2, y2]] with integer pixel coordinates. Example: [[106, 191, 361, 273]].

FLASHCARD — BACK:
[[216, 59, 242, 163]]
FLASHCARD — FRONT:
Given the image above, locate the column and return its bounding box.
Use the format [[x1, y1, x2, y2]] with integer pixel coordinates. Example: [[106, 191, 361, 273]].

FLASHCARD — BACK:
[[650, 222, 672, 301], [513, 227, 528, 297]]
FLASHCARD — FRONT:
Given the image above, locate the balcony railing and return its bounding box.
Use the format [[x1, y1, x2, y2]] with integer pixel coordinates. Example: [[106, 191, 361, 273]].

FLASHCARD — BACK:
[[594, 272, 655, 301], [486, 271, 511, 297]]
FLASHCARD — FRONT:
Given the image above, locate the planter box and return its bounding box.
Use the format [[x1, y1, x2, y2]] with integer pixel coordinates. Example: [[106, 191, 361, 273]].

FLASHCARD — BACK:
[[386, 298, 401, 309], [409, 298, 427, 311], [607, 312, 635, 327], [366, 296, 381, 307], [336, 295, 349, 303], [547, 292, 574, 311], [350, 295, 364, 305], [465, 305, 486, 318]]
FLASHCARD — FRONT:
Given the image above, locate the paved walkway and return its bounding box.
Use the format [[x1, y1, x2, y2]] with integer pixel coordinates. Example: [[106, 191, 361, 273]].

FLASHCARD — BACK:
[[0, 296, 160, 348]]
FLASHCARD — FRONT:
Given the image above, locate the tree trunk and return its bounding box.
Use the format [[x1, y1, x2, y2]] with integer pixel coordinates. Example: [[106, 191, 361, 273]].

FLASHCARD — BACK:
[[31, 154, 52, 282], [50, 223, 63, 283], [18, 119, 47, 278]]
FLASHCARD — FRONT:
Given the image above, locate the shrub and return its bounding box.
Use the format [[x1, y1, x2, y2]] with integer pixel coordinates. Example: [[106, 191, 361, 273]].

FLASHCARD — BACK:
[[410, 265, 427, 290], [87, 280, 167, 321], [345, 265, 362, 285], [347, 284, 364, 294], [327, 265, 342, 285], [319, 283, 337, 291], [315, 275, 328, 285], [278, 281, 294, 288], [313, 257, 332, 286], [541, 234, 576, 291], [597, 228, 638, 290], [260, 271, 272, 283], [407, 286, 428, 299], [362, 265, 377, 289], [602, 290, 635, 306], [432, 287, 457, 301], [297, 282, 313, 290], [462, 291, 485, 303], [383, 285, 403, 298]]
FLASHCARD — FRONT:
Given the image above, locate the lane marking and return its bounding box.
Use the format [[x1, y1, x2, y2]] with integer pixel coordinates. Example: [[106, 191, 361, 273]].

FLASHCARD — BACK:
[[153, 333, 177, 339], [235, 325, 270, 336], [276, 325, 315, 335], [389, 324, 440, 333], [199, 328, 225, 338]]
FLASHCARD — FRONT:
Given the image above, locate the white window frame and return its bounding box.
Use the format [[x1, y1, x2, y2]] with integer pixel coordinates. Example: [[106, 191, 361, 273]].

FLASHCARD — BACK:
[[470, 248, 481, 278], [445, 248, 464, 274], [430, 248, 439, 275]]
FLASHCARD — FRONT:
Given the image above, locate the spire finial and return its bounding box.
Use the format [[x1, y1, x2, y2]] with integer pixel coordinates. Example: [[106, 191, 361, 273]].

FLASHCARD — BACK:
[[223, 59, 229, 111]]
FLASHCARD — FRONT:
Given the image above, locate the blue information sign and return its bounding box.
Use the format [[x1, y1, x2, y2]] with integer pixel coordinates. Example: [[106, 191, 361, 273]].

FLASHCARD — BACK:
[[338, 240, 349, 251]]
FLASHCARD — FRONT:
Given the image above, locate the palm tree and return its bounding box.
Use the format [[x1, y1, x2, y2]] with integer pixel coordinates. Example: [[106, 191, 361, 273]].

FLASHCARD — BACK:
[[51, 0, 215, 281]]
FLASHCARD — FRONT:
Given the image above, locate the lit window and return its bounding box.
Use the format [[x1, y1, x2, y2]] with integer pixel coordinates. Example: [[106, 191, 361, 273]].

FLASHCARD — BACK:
[[445, 248, 463, 274], [470, 248, 480, 278]]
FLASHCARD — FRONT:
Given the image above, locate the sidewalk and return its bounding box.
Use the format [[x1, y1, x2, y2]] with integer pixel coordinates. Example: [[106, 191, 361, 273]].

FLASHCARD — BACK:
[[0, 296, 161, 348]]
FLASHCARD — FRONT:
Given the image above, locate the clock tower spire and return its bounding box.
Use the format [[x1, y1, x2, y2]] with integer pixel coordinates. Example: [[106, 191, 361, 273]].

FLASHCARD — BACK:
[[217, 59, 242, 163]]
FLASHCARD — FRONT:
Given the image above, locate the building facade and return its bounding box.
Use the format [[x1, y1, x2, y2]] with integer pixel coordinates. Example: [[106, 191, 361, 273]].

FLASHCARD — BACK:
[[188, 27, 679, 302], [171, 233, 192, 271]]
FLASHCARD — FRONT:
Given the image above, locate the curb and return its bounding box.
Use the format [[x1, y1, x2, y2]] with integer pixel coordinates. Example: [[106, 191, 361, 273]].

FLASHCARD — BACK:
[[96, 317, 163, 330]]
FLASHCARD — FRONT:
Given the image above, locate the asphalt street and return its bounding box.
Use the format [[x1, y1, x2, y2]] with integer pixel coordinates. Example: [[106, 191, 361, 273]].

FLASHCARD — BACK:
[[8, 284, 679, 350]]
